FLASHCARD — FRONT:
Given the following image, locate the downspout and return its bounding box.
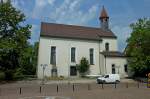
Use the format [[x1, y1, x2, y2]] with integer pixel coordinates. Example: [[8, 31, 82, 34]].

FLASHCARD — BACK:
[[99, 40, 102, 74], [68, 44, 70, 78], [105, 55, 107, 74]]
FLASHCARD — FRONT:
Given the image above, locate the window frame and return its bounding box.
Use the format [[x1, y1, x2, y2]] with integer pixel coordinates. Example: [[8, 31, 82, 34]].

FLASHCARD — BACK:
[[112, 64, 116, 74], [89, 48, 94, 65], [105, 42, 109, 51], [71, 47, 76, 62], [124, 64, 128, 73], [50, 46, 56, 65]]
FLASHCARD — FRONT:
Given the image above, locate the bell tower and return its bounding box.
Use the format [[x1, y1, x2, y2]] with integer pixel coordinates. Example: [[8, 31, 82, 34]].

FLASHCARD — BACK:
[[99, 6, 109, 31]]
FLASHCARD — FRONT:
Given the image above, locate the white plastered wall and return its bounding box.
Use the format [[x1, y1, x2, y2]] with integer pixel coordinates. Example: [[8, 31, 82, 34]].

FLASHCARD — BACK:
[[37, 37, 102, 78], [100, 38, 118, 52], [105, 57, 128, 78], [37, 36, 128, 78]]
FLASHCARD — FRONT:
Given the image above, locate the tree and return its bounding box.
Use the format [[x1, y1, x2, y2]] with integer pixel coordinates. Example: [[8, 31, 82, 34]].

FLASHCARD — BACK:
[[31, 42, 39, 75], [126, 18, 150, 77], [0, 1, 31, 80], [77, 57, 90, 77], [21, 42, 39, 75]]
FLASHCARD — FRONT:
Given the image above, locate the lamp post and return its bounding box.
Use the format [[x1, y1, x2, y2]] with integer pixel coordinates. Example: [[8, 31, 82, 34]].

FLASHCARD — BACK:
[[41, 64, 47, 84]]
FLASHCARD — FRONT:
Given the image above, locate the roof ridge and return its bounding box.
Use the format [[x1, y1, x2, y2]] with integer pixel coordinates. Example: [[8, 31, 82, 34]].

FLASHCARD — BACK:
[[42, 22, 102, 30]]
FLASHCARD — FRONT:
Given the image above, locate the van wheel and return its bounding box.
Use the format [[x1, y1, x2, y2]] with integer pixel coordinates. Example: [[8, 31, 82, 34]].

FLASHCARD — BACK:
[[97, 81, 100, 84], [102, 80, 106, 83], [115, 80, 120, 83]]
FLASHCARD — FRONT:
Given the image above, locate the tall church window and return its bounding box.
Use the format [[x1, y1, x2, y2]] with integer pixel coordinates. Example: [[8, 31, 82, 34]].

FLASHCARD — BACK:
[[71, 47, 76, 62], [89, 48, 94, 65], [105, 43, 109, 51], [50, 46, 56, 65], [112, 64, 115, 74], [124, 64, 128, 73]]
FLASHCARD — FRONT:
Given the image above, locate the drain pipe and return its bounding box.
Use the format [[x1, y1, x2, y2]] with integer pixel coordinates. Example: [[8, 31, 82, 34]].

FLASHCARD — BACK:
[[99, 39, 102, 74], [105, 55, 107, 74]]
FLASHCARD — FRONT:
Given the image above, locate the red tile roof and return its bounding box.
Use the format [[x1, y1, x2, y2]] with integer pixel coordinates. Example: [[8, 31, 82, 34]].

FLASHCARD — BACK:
[[40, 22, 117, 40]]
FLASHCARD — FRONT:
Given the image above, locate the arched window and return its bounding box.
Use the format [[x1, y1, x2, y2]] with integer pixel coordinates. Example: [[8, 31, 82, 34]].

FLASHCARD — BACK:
[[105, 43, 109, 51], [112, 64, 115, 74]]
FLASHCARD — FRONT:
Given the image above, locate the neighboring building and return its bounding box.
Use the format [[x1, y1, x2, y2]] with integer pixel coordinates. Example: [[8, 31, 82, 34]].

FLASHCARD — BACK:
[[37, 6, 128, 79]]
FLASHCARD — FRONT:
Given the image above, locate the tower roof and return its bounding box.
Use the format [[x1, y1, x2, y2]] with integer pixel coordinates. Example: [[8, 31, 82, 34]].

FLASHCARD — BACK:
[[100, 6, 109, 19]]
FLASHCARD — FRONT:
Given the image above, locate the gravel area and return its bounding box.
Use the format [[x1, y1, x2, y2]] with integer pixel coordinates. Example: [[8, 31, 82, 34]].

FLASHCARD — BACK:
[[0, 79, 149, 99]]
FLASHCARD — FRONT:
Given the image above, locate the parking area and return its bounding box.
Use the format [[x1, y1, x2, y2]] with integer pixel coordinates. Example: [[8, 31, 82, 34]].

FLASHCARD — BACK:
[[0, 82, 149, 99]]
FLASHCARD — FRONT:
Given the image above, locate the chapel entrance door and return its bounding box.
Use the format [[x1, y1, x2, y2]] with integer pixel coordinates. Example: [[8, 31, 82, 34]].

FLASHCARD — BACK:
[[70, 66, 77, 76]]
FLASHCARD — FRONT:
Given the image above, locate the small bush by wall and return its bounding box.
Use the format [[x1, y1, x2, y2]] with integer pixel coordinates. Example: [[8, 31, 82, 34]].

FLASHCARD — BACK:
[[77, 57, 90, 77], [0, 71, 5, 80]]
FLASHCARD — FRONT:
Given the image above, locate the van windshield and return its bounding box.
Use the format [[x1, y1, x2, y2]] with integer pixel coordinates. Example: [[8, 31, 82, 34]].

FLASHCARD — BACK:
[[104, 75, 109, 78]]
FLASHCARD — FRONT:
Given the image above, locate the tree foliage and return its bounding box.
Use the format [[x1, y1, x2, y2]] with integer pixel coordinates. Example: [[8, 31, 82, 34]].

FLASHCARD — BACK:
[[0, 1, 36, 80], [126, 18, 150, 77], [77, 57, 90, 77], [21, 42, 39, 75]]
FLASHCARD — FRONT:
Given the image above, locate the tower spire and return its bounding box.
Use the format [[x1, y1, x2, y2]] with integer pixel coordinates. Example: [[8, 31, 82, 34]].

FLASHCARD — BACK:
[[99, 6, 109, 31], [100, 6, 109, 19]]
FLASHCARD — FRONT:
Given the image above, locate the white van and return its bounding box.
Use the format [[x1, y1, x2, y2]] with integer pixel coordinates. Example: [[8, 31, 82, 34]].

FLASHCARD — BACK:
[[97, 74, 120, 84]]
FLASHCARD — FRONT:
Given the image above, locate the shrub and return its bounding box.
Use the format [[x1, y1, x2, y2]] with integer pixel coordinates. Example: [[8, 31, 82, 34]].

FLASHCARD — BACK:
[[13, 68, 24, 80], [0, 71, 5, 80], [5, 70, 14, 80], [77, 57, 90, 77]]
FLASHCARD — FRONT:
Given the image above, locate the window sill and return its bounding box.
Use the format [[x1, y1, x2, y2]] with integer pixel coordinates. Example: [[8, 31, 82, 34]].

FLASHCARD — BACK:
[[90, 64, 94, 65], [71, 61, 76, 62]]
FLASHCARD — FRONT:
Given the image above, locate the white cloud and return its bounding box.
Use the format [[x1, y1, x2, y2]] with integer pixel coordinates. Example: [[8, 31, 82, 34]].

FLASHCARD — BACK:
[[80, 5, 98, 24], [36, 0, 47, 7], [48, 0, 55, 5], [3, 0, 8, 3], [32, 0, 46, 18], [49, 0, 98, 26], [32, 0, 55, 19], [112, 25, 131, 51], [12, 0, 26, 8], [11, 0, 19, 8], [29, 24, 40, 44], [11, 0, 33, 18], [69, 0, 80, 11], [29, 0, 99, 26]]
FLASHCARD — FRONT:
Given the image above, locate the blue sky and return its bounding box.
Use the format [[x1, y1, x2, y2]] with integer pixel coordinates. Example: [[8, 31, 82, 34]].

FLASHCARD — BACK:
[[10, 0, 150, 51]]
